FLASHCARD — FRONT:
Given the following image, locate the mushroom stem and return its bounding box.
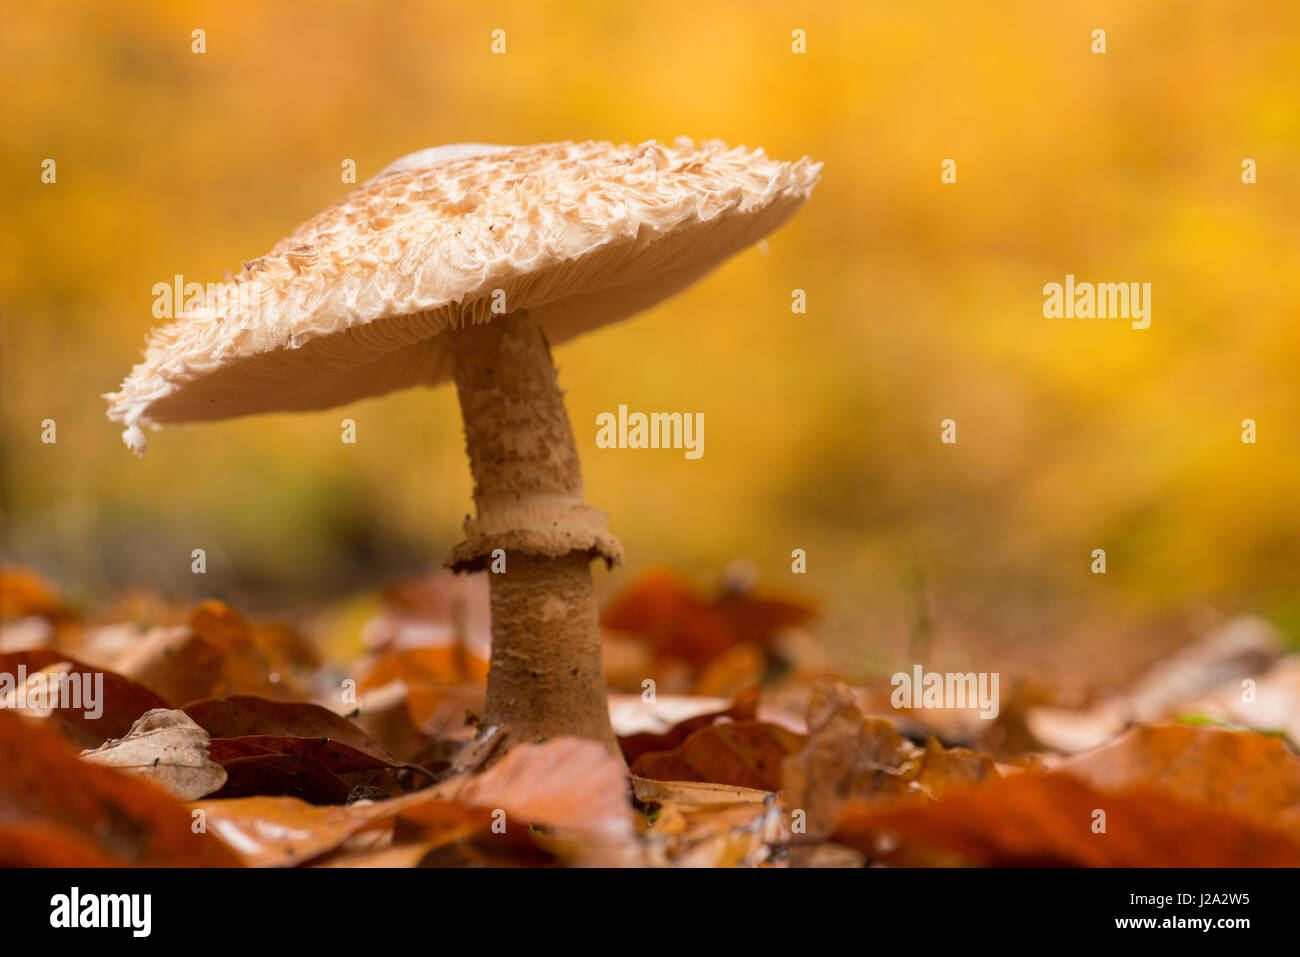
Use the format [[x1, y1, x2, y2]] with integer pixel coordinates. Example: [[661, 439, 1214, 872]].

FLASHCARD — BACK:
[[447, 312, 621, 755]]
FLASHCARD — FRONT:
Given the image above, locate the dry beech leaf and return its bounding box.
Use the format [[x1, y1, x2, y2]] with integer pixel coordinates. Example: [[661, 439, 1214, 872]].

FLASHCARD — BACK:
[[191, 791, 437, 867], [348, 682, 435, 761], [0, 823, 124, 867], [0, 567, 73, 624], [833, 773, 1300, 867], [0, 709, 241, 866], [455, 737, 636, 840], [361, 646, 488, 691], [663, 802, 784, 868], [692, 643, 766, 699], [618, 685, 760, 764], [0, 650, 171, 750], [1175, 655, 1300, 744], [601, 566, 816, 669], [212, 754, 354, 805], [631, 775, 783, 867], [1026, 616, 1284, 753], [782, 679, 999, 840], [1060, 723, 1300, 844], [631, 720, 805, 792], [80, 708, 227, 800], [208, 735, 395, 774], [632, 777, 772, 807], [185, 695, 395, 762], [609, 692, 732, 737], [113, 625, 226, 707], [112, 602, 314, 705], [389, 800, 558, 867]]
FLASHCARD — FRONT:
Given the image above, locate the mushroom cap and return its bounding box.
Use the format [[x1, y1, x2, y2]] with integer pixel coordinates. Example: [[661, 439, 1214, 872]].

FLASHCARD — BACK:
[[106, 138, 821, 452]]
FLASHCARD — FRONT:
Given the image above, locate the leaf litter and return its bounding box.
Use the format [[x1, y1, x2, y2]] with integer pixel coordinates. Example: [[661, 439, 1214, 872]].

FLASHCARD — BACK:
[[3, 563, 1300, 867]]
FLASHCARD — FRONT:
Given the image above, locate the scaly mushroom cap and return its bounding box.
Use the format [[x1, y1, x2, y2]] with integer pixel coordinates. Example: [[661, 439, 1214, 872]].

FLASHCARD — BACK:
[[106, 138, 821, 452]]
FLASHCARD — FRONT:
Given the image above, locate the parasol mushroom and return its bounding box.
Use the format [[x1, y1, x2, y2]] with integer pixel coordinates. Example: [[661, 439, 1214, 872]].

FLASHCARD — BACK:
[[106, 138, 820, 755]]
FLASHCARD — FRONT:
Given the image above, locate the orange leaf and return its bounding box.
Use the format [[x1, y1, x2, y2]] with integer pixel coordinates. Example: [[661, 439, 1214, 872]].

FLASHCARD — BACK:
[[619, 685, 760, 763], [360, 645, 487, 691], [0, 709, 241, 866], [0, 650, 172, 749], [0, 566, 72, 623], [457, 737, 636, 839], [632, 720, 806, 791], [185, 695, 395, 763], [833, 773, 1300, 867], [1061, 723, 1300, 844]]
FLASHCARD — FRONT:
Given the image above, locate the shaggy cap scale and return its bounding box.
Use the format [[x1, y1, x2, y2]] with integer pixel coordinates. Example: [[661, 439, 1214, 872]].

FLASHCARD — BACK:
[[106, 138, 821, 452]]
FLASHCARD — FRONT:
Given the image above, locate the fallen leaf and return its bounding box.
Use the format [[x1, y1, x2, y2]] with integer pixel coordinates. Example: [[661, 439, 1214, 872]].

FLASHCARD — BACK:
[[617, 685, 759, 763], [191, 793, 428, 867], [0, 824, 123, 867], [1027, 616, 1283, 752], [113, 625, 226, 708], [0, 651, 172, 749], [0, 566, 73, 623], [389, 800, 559, 867], [0, 709, 241, 866], [632, 777, 772, 807], [782, 679, 999, 841], [833, 773, 1300, 867], [361, 646, 488, 691], [208, 735, 394, 774], [80, 708, 227, 800], [1171, 655, 1300, 744], [602, 567, 815, 671], [691, 643, 766, 698], [185, 695, 395, 762], [212, 754, 354, 805], [456, 737, 636, 840], [632, 720, 805, 791], [631, 775, 784, 867], [1060, 723, 1300, 844]]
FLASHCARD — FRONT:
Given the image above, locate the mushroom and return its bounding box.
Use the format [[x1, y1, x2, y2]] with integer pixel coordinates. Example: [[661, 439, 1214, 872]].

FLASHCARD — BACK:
[[106, 139, 820, 755]]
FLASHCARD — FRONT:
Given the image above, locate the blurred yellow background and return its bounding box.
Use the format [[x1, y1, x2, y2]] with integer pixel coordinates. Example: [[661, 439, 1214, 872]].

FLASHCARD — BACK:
[[3, 1, 1298, 675]]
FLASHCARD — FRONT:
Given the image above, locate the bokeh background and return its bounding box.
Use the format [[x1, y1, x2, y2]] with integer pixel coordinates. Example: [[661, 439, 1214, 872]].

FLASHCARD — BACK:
[[3, 0, 1298, 681]]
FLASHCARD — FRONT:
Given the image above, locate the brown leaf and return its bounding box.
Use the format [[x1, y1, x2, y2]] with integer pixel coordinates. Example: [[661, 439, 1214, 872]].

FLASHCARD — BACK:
[[1060, 723, 1300, 844], [0, 650, 172, 749], [208, 735, 394, 774], [390, 800, 559, 867], [833, 773, 1300, 867], [113, 626, 226, 708], [0, 709, 241, 866], [361, 646, 488, 691], [632, 776, 773, 806], [191, 793, 429, 866], [212, 754, 354, 805], [632, 720, 806, 791], [456, 737, 636, 840], [602, 567, 813, 670], [782, 679, 999, 840], [0, 824, 123, 867], [80, 708, 227, 800], [1026, 616, 1284, 752], [185, 695, 395, 762], [0, 566, 73, 623], [631, 776, 783, 867], [618, 685, 760, 763], [692, 644, 767, 698]]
